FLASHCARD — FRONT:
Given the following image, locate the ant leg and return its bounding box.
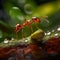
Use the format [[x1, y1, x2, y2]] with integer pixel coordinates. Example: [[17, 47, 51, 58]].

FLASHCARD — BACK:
[[29, 25, 33, 33], [44, 19, 49, 23], [35, 23, 40, 29], [42, 16, 49, 23], [22, 28, 25, 39]]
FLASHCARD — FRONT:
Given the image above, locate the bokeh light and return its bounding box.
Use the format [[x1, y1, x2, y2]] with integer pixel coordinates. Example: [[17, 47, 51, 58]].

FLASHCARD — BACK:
[[24, 4, 33, 15]]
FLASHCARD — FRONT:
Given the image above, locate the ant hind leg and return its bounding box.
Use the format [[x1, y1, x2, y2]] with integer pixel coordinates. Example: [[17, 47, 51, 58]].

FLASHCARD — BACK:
[[29, 25, 33, 33], [21, 28, 25, 39]]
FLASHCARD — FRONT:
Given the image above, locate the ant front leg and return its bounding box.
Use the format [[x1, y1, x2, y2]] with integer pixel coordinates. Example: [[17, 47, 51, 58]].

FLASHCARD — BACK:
[[35, 23, 40, 29], [29, 24, 33, 33]]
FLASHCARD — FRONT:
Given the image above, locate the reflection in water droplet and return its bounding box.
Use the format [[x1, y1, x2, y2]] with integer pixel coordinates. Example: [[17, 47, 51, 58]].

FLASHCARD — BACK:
[[25, 39, 28, 42], [11, 37, 15, 40], [52, 30, 55, 32], [24, 4, 33, 15], [46, 31, 51, 36], [12, 7, 19, 10], [57, 27, 60, 31], [17, 15, 24, 21], [8, 57, 16, 60], [54, 33, 58, 36], [45, 33, 47, 36], [3, 39, 9, 44]]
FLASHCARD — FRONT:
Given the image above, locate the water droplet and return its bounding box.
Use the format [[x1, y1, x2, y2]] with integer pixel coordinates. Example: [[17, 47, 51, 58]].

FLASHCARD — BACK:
[[52, 30, 55, 32], [54, 33, 58, 36], [11, 37, 15, 40], [45, 33, 47, 36], [12, 7, 19, 10], [3, 39, 9, 44], [24, 4, 33, 15], [17, 15, 24, 21], [57, 27, 60, 31], [25, 39, 28, 42], [46, 31, 51, 35]]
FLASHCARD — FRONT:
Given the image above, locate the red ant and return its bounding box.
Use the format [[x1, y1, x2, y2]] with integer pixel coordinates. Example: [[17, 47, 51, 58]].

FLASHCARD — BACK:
[[15, 16, 49, 39]]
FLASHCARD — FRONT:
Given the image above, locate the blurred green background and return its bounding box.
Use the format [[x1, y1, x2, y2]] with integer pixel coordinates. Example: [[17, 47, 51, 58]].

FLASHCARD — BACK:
[[0, 0, 60, 42]]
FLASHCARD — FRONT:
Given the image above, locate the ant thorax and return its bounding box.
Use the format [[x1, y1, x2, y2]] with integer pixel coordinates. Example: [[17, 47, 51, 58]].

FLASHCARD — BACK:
[[23, 20, 31, 26]]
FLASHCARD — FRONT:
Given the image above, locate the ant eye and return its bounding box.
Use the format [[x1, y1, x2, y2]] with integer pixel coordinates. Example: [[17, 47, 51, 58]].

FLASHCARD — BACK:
[[19, 25, 21, 27], [34, 18, 37, 20]]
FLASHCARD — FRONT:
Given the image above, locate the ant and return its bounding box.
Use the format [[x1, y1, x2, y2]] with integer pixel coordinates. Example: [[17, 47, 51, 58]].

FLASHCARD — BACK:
[[15, 16, 49, 39]]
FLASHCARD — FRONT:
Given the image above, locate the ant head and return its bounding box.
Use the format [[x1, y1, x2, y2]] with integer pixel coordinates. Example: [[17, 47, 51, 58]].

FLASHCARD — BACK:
[[32, 17, 40, 22], [16, 24, 22, 28], [15, 24, 22, 33], [32, 17, 37, 21]]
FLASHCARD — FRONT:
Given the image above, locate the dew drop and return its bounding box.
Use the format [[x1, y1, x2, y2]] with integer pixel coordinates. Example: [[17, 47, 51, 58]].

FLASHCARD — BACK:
[[24, 4, 33, 15], [54, 33, 58, 36], [46, 31, 51, 35], [57, 27, 60, 31], [3, 39, 9, 44]]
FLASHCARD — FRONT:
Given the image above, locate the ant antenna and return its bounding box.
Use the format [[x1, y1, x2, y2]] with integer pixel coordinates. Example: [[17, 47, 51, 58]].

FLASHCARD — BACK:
[[41, 16, 49, 23], [43, 16, 49, 23]]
